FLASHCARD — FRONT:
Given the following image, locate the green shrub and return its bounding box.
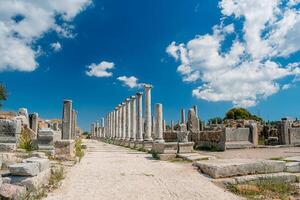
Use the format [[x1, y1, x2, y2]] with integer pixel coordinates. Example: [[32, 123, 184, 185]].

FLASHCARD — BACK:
[[18, 128, 37, 152], [75, 139, 84, 162]]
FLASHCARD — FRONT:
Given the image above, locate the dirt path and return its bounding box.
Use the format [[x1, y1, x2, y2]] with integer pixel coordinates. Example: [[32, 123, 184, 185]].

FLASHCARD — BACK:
[[45, 140, 240, 200]]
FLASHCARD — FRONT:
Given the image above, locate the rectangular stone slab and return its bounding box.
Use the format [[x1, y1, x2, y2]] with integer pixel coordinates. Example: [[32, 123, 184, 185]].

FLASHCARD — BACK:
[[8, 163, 40, 176], [194, 159, 286, 178], [23, 157, 50, 172]]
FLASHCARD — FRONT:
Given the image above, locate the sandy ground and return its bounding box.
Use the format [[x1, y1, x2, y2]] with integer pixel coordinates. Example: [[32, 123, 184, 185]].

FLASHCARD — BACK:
[[45, 140, 240, 200], [198, 146, 300, 159]]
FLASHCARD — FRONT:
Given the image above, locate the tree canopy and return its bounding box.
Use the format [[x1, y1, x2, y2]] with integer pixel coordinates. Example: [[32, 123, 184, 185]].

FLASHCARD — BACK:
[[0, 84, 7, 109], [225, 108, 263, 122]]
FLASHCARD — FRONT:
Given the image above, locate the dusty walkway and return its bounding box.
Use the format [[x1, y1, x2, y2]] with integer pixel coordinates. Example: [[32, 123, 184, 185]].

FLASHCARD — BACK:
[[198, 146, 300, 159], [45, 140, 240, 200]]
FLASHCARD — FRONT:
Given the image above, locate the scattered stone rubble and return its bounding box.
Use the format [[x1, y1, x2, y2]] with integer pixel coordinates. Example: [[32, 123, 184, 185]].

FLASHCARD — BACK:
[[0, 99, 83, 198]]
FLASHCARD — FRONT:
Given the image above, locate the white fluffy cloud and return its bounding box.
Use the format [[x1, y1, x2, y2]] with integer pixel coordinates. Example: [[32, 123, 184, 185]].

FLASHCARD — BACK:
[[50, 42, 62, 52], [117, 76, 142, 88], [86, 61, 114, 77], [167, 0, 300, 107], [0, 0, 91, 72]]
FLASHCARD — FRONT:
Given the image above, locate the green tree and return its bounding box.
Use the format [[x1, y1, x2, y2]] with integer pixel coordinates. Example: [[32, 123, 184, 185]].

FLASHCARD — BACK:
[[225, 108, 263, 122], [0, 84, 7, 109]]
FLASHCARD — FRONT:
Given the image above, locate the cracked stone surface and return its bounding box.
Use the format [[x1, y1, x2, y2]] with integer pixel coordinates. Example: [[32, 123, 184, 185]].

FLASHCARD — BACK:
[[45, 140, 240, 200]]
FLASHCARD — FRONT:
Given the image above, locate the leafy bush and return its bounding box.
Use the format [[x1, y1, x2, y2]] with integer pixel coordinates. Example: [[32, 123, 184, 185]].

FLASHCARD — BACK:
[[75, 139, 84, 161], [18, 128, 37, 152]]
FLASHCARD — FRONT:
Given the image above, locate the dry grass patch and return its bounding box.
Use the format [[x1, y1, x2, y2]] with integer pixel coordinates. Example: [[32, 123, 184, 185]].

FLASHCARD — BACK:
[[227, 179, 300, 200]]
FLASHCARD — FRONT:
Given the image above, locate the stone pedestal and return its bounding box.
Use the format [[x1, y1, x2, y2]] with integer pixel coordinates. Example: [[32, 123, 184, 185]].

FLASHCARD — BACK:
[[129, 141, 135, 148], [54, 140, 75, 160], [134, 141, 144, 149], [38, 128, 61, 156], [142, 141, 153, 151], [178, 142, 194, 153], [152, 142, 178, 154]]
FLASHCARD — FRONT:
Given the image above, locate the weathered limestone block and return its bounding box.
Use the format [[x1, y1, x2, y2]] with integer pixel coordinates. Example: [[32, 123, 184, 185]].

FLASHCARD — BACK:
[[177, 153, 216, 162], [234, 172, 297, 184], [0, 119, 21, 143], [0, 183, 26, 200], [187, 108, 199, 133], [38, 128, 61, 155], [54, 140, 75, 160], [152, 142, 178, 154], [285, 162, 300, 173], [23, 157, 50, 172], [142, 141, 153, 151], [213, 172, 298, 185], [11, 168, 51, 190], [194, 159, 286, 178], [8, 162, 40, 176], [284, 156, 300, 162], [176, 131, 189, 143], [178, 142, 194, 153]]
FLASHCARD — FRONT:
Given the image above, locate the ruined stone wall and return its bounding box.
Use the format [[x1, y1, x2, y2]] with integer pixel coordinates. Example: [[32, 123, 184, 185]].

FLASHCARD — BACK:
[[163, 131, 177, 142], [191, 130, 226, 151], [0, 119, 21, 143], [288, 128, 300, 145], [225, 128, 250, 141]]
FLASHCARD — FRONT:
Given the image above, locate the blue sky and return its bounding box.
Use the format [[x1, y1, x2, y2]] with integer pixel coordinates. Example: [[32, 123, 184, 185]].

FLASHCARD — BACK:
[[1, 0, 300, 131]]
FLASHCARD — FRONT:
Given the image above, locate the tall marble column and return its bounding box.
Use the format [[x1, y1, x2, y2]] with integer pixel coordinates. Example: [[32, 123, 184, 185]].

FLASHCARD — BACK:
[[155, 103, 164, 143], [91, 123, 95, 137], [110, 112, 113, 138], [125, 98, 131, 140], [96, 120, 100, 138], [101, 117, 105, 138], [115, 107, 119, 139], [118, 105, 122, 139], [62, 100, 72, 140], [130, 96, 136, 141], [29, 112, 38, 134], [121, 102, 126, 140], [113, 111, 115, 139], [180, 109, 186, 124], [144, 84, 153, 141], [171, 120, 174, 132], [136, 92, 143, 141]]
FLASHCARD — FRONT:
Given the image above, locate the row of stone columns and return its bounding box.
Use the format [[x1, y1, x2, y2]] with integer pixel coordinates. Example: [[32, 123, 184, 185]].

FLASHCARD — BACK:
[[92, 84, 168, 143]]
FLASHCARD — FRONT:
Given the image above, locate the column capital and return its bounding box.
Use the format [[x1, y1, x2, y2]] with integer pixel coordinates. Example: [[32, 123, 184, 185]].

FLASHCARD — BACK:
[[136, 92, 143, 96], [143, 84, 153, 89], [130, 95, 136, 100]]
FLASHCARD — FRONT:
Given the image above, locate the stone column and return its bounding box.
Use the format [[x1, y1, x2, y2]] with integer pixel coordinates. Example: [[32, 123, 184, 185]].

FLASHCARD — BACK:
[[180, 109, 185, 124], [91, 123, 95, 137], [125, 98, 131, 140], [171, 120, 174, 132], [136, 92, 143, 141], [101, 117, 104, 138], [193, 105, 198, 117], [96, 120, 100, 138], [122, 102, 126, 140], [118, 105, 122, 139], [71, 109, 77, 138], [112, 111, 114, 138], [144, 84, 153, 141], [113, 111, 117, 139], [62, 100, 73, 140], [155, 103, 164, 143], [163, 120, 166, 132], [115, 106, 119, 139], [130, 96, 136, 141], [250, 122, 258, 146], [110, 112, 113, 139], [107, 114, 110, 138], [29, 112, 38, 134]]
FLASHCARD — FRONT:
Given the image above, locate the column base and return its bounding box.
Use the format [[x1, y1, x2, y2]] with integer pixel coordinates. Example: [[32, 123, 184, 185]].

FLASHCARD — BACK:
[[129, 141, 136, 148], [142, 141, 154, 152], [152, 142, 178, 154], [178, 142, 194, 153]]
